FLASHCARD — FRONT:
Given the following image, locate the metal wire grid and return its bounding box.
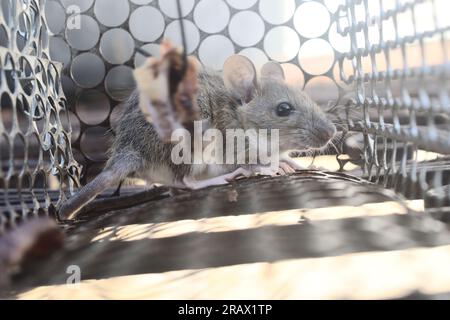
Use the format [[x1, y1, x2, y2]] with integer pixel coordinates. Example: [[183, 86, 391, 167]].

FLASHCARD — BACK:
[[336, 0, 450, 207], [1, 0, 50, 60], [0, 0, 81, 233]]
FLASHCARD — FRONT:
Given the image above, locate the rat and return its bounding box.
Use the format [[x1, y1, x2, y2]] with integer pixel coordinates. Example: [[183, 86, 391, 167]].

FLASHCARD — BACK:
[[59, 55, 336, 220]]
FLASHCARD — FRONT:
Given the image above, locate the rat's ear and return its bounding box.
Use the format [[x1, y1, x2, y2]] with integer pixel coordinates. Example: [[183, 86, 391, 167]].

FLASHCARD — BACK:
[[261, 61, 285, 81], [188, 55, 203, 71], [223, 55, 257, 103]]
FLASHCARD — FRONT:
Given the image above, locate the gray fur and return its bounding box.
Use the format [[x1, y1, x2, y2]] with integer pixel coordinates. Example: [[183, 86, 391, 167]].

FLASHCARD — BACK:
[[107, 71, 242, 181], [59, 69, 336, 220]]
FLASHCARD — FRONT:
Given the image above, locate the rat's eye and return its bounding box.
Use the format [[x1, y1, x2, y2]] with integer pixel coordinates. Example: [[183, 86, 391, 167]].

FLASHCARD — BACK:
[[276, 102, 293, 117]]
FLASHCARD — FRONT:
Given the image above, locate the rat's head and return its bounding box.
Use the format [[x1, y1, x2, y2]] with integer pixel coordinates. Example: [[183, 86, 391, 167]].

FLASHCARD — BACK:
[[222, 55, 336, 152]]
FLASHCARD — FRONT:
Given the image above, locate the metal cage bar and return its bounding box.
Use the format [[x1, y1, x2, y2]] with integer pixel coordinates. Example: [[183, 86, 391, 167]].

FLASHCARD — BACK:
[[0, 0, 81, 233], [336, 0, 450, 209]]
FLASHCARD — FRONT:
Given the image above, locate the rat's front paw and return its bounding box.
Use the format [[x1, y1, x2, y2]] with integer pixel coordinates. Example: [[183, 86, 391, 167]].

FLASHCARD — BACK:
[[224, 167, 252, 182], [255, 165, 288, 177], [280, 156, 305, 171], [256, 159, 303, 177], [183, 168, 252, 190]]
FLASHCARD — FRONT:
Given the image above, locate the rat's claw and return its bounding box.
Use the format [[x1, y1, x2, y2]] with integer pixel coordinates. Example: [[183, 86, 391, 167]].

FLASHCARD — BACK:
[[279, 162, 295, 174], [256, 166, 279, 177], [256, 160, 299, 177], [280, 156, 305, 171], [183, 167, 252, 190], [225, 167, 252, 182]]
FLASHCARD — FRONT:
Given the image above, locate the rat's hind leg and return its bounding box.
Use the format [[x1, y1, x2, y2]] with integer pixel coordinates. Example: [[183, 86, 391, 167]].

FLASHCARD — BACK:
[[59, 170, 122, 220], [59, 156, 141, 220]]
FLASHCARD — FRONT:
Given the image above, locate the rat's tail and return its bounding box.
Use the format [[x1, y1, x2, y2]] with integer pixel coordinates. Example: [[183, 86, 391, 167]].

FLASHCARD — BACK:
[[58, 170, 120, 220], [58, 155, 140, 220]]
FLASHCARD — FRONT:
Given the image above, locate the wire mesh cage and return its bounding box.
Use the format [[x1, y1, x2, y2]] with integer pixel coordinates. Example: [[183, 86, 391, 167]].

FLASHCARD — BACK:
[[335, 0, 450, 213], [2, 0, 450, 299], [0, 0, 81, 233]]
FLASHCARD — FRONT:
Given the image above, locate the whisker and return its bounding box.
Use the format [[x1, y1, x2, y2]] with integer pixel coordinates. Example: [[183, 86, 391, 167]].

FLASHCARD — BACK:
[[329, 140, 339, 154], [309, 154, 316, 167]]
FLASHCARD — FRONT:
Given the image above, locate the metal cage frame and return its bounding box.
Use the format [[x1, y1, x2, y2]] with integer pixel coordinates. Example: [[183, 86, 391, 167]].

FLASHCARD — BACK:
[[0, 0, 81, 233]]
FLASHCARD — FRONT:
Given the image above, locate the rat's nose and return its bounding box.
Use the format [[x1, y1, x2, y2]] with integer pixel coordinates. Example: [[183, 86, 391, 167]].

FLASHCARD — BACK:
[[316, 125, 336, 143]]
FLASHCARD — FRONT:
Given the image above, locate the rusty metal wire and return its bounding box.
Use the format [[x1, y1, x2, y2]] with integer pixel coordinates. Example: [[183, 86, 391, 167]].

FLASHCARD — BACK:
[[0, 0, 81, 234], [336, 0, 450, 210]]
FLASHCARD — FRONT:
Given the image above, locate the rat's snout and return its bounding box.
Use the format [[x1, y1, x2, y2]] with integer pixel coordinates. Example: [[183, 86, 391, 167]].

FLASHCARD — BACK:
[[316, 127, 335, 143], [322, 124, 336, 142], [310, 120, 336, 148]]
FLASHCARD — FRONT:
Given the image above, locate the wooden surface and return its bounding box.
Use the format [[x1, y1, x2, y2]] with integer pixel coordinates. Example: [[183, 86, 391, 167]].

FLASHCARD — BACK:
[[6, 172, 450, 300]]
